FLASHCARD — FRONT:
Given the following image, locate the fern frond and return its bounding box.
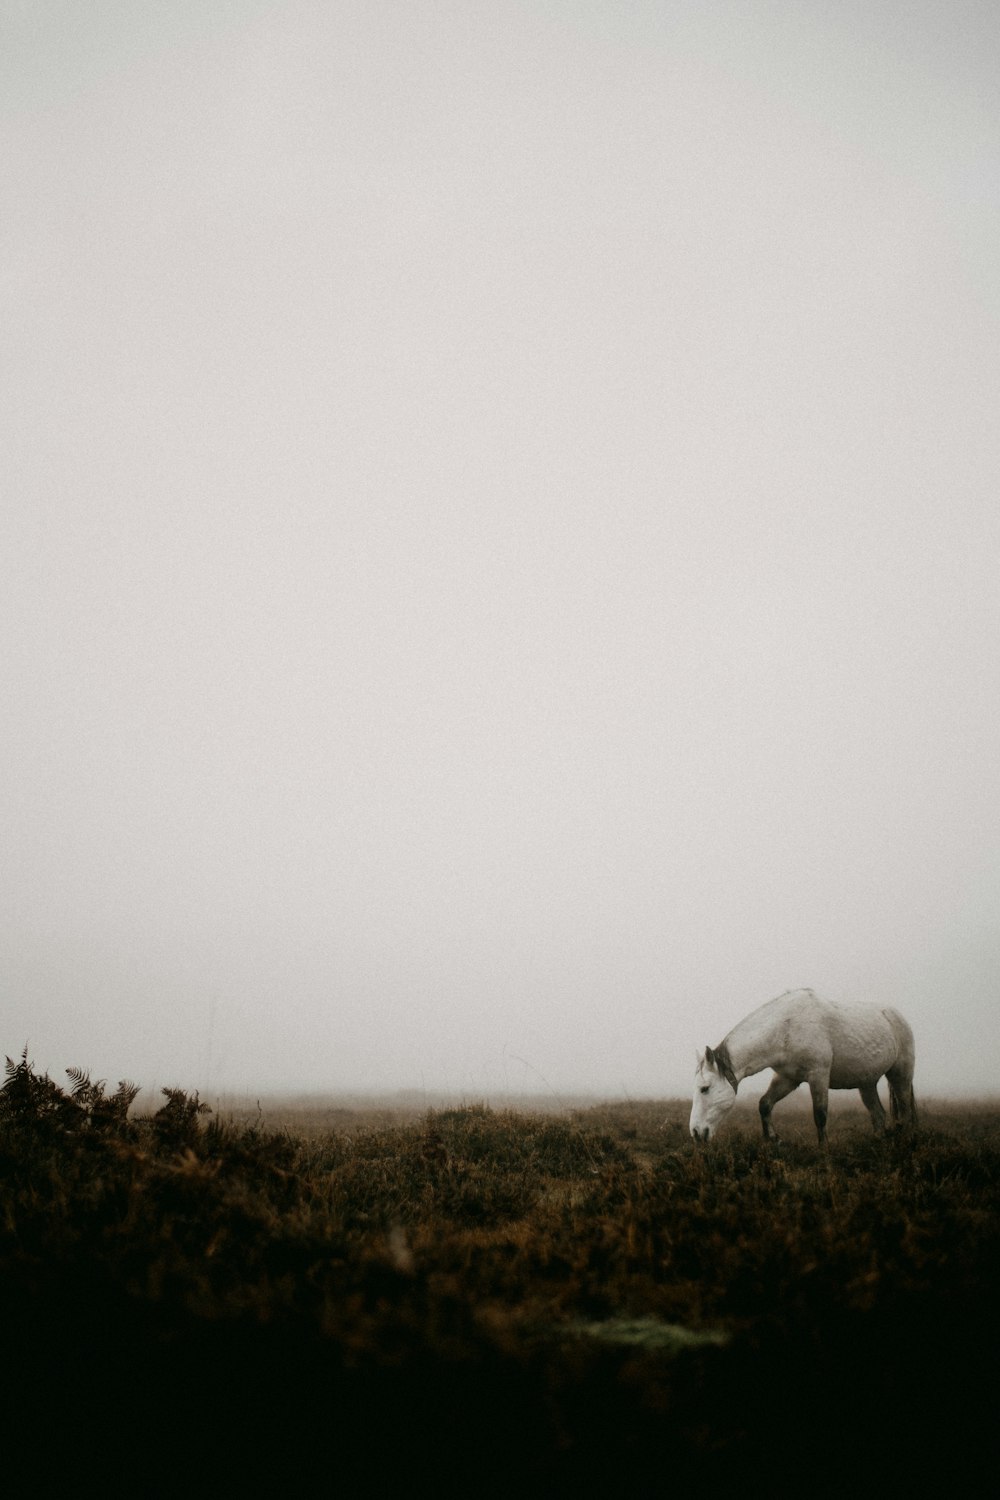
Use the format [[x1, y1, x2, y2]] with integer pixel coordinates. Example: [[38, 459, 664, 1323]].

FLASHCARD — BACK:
[[66, 1066, 108, 1112], [5, 1045, 31, 1084], [66, 1066, 90, 1096], [107, 1080, 140, 1120]]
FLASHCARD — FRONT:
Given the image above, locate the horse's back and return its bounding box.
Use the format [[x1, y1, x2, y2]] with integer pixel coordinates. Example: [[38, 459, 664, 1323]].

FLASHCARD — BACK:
[[819, 997, 913, 1086], [739, 991, 913, 1087]]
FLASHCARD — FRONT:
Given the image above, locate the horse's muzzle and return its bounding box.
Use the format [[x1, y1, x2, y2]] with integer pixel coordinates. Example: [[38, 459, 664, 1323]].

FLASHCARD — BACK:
[[691, 1127, 710, 1143]]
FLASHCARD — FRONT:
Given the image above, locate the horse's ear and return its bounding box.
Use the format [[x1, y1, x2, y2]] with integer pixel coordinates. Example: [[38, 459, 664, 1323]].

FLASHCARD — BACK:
[[705, 1045, 715, 1067]]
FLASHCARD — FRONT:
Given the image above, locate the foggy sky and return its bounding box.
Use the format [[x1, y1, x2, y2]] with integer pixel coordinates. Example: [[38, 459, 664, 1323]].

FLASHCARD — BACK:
[[4, 1, 999, 1102]]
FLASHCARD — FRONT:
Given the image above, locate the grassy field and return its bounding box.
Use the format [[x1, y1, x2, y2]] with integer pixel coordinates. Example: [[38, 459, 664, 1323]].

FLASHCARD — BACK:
[[2, 1054, 998, 1493]]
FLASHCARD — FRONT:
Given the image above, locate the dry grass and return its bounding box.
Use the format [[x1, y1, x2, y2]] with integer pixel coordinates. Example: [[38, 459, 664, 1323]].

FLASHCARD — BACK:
[[2, 1056, 998, 1493]]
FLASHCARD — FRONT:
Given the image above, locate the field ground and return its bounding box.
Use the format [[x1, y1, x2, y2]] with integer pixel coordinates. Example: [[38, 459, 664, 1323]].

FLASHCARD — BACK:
[[2, 1065, 999, 1494]]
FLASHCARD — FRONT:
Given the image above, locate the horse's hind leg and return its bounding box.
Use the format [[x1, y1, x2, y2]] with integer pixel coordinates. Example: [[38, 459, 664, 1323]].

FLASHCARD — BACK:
[[859, 1082, 887, 1135], [807, 1076, 829, 1146]]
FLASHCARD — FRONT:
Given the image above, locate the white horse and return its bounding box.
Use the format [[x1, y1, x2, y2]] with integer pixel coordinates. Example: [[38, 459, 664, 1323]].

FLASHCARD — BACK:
[[689, 989, 916, 1145]]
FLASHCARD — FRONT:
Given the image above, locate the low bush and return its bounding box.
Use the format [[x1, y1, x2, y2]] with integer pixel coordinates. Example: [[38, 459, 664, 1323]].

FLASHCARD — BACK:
[[2, 1052, 998, 1491]]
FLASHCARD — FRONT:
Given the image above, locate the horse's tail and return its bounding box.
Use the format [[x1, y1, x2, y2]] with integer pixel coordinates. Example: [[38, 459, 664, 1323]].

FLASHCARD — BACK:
[[883, 1007, 917, 1129], [889, 1078, 917, 1127]]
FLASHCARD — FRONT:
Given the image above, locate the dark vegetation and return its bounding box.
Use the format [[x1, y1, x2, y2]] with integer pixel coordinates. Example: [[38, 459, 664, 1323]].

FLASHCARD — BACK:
[[2, 1052, 999, 1494]]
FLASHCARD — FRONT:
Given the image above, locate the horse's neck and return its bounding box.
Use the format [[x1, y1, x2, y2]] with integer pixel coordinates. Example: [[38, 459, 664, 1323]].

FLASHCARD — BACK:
[[722, 1014, 778, 1082]]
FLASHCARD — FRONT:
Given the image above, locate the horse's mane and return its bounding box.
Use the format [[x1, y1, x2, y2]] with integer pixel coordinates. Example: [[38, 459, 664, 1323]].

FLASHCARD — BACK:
[[713, 1042, 739, 1093]]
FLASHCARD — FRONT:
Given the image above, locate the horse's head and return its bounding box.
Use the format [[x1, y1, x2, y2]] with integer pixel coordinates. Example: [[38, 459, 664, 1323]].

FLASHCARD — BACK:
[[689, 1046, 738, 1141]]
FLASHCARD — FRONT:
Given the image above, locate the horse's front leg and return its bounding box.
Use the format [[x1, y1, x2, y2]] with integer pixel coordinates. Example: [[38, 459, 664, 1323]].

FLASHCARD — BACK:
[[759, 1073, 798, 1141]]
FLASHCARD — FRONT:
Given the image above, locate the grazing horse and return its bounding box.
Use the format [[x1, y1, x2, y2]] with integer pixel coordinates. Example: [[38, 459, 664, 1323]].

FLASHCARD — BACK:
[[689, 988, 916, 1145]]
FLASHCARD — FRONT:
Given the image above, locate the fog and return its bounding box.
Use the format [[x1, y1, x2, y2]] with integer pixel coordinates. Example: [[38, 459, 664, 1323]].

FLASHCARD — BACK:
[[4, 2, 999, 1102]]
